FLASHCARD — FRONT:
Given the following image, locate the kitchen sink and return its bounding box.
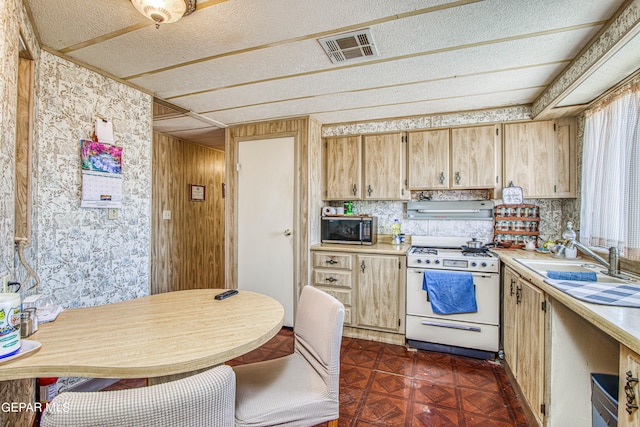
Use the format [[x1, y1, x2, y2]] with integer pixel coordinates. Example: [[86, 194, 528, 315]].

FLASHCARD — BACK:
[[514, 258, 638, 284]]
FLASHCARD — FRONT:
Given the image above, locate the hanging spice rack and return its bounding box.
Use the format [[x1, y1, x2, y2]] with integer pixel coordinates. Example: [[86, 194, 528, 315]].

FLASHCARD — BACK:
[[494, 204, 540, 248]]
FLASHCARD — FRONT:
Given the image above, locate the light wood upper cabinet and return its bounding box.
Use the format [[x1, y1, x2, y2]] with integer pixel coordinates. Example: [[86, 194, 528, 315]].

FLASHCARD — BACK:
[[407, 129, 450, 189], [553, 118, 577, 198], [323, 133, 408, 200], [363, 133, 407, 200], [324, 136, 362, 200], [408, 125, 500, 190], [504, 118, 577, 198], [450, 124, 501, 189]]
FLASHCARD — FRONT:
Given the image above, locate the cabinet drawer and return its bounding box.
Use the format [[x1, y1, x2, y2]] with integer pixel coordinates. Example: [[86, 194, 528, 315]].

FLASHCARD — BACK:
[[313, 270, 352, 288], [313, 253, 352, 270], [317, 287, 352, 307]]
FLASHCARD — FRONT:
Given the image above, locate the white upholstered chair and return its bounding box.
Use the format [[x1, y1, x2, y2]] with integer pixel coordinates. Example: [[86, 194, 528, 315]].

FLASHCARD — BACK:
[[233, 285, 345, 427], [40, 364, 236, 427]]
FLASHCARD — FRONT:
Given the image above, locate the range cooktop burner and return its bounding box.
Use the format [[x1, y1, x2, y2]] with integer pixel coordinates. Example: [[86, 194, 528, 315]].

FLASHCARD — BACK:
[[410, 247, 438, 255], [462, 251, 493, 257]]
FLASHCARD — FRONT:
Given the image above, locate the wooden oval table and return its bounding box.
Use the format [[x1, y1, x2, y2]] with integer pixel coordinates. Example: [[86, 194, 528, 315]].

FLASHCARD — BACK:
[[0, 289, 284, 381]]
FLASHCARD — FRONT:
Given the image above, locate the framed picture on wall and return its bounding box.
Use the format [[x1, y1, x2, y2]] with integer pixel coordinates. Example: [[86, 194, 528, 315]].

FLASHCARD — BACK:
[[190, 184, 206, 201]]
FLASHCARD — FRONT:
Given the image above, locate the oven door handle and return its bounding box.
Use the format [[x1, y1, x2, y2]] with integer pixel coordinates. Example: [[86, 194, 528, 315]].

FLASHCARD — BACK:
[[471, 274, 495, 279], [420, 320, 482, 332]]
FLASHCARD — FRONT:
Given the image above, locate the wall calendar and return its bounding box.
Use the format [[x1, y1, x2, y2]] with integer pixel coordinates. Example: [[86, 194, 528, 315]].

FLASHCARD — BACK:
[[80, 139, 123, 209]]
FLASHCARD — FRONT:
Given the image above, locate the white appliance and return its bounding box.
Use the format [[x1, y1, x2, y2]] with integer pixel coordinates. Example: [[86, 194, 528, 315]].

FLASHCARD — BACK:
[[406, 235, 500, 359]]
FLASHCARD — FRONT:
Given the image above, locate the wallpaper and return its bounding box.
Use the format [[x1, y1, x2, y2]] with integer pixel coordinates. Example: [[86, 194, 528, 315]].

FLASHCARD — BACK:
[[0, 0, 40, 423], [31, 51, 153, 308], [322, 106, 531, 136]]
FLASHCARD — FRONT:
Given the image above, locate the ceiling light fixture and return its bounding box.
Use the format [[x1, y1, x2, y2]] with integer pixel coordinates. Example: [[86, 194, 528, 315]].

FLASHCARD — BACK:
[[131, 0, 196, 29]]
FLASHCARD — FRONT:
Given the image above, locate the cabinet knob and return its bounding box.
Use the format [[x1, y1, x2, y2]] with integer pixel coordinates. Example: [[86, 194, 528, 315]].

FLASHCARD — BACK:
[[325, 259, 338, 265], [367, 185, 373, 196], [352, 184, 358, 196], [361, 260, 366, 273], [455, 171, 461, 185], [516, 286, 522, 304], [325, 277, 337, 283], [439, 172, 445, 184]]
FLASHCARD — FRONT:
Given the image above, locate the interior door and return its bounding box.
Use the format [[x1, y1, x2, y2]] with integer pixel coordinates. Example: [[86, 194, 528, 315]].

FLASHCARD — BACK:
[[238, 137, 295, 326]]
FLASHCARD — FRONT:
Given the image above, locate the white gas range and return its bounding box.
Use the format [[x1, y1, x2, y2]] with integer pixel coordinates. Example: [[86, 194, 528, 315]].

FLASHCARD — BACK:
[[406, 236, 500, 359]]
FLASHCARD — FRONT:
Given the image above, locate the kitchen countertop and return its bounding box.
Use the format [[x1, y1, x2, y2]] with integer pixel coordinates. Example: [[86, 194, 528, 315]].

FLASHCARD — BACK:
[[311, 241, 411, 255], [311, 242, 640, 354], [496, 248, 640, 355]]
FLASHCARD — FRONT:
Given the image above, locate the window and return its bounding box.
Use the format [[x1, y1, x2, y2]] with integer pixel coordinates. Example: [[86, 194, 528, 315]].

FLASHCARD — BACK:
[[581, 82, 640, 260]]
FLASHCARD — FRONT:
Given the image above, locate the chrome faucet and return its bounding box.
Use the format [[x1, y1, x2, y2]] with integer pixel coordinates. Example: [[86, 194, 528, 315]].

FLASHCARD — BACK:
[[567, 239, 624, 279]]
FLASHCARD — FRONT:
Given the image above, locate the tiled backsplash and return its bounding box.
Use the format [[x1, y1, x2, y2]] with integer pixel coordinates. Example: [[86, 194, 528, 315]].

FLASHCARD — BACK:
[[329, 194, 567, 245]]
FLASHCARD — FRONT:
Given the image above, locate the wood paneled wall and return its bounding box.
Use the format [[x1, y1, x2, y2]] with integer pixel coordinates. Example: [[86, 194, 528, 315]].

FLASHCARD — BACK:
[[225, 117, 323, 306], [14, 58, 34, 241], [152, 133, 225, 294]]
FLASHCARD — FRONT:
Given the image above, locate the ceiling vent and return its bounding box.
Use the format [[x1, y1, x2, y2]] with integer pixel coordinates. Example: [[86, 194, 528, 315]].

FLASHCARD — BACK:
[[318, 28, 378, 64]]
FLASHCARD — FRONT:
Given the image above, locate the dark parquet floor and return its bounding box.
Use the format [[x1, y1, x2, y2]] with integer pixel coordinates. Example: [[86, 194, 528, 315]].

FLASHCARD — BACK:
[[107, 328, 529, 427]]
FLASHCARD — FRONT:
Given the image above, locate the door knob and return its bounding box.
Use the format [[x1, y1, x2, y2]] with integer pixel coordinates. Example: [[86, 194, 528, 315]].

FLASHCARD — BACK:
[[284, 229, 292, 236]]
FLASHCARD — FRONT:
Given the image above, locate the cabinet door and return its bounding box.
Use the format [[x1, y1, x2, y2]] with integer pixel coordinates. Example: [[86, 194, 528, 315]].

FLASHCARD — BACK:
[[324, 136, 362, 200], [620, 345, 640, 427], [516, 278, 546, 425], [363, 133, 405, 199], [407, 129, 450, 189], [502, 267, 519, 375], [356, 254, 400, 331], [504, 121, 555, 198], [554, 117, 577, 198], [451, 125, 500, 188]]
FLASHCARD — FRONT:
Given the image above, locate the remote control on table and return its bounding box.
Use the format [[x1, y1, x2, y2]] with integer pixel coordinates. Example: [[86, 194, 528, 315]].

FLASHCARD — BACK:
[[215, 290, 238, 300]]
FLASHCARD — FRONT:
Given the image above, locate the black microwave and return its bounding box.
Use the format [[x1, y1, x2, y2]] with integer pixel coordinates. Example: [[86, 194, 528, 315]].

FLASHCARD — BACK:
[[321, 216, 377, 245]]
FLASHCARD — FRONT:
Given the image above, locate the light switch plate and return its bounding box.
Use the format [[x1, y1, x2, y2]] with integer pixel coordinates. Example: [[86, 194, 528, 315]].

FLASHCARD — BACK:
[[162, 210, 171, 220], [2, 274, 10, 293], [108, 209, 119, 220]]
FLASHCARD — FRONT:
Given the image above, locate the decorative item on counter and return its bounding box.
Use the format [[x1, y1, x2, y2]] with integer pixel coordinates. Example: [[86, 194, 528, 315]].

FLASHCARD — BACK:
[[501, 182, 524, 205], [562, 221, 577, 243], [494, 203, 540, 248], [20, 311, 33, 338], [322, 206, 336, 216], [0, 292, 21, 359], [22, 294, 63, 324], [343, 201, 353, 215], [391, 219, 402, 245], [524, 238, 536, 251]]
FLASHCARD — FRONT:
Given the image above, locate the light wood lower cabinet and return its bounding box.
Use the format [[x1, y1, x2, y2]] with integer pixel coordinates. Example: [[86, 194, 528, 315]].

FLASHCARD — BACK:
[[311, 250, 405, 333], [312, 252, 354, 325], [356, 254, 403, 332], [502, 266, 547, 426], [620, 345, 640, 426]]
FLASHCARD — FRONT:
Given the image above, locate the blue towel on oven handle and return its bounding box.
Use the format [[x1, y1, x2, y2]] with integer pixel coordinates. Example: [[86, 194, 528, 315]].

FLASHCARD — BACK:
[[422, 270, 478, 315]]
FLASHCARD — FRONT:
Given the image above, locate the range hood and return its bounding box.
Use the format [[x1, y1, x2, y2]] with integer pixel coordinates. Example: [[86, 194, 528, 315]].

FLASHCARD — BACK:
[[407, 200, 495, 220]]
